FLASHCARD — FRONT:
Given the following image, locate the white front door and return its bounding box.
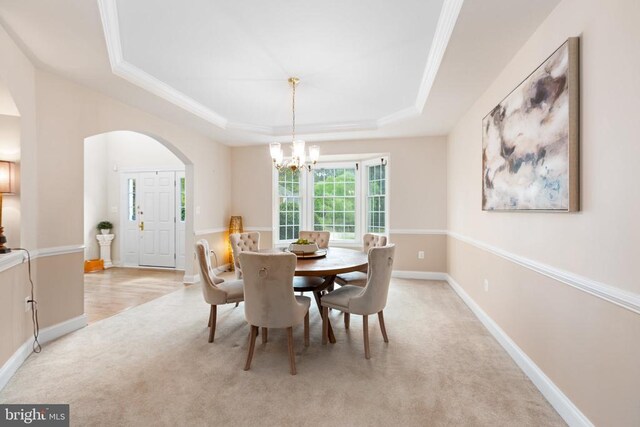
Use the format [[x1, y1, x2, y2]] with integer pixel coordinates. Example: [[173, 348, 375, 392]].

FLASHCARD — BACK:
[[139, 171, 176, 267]]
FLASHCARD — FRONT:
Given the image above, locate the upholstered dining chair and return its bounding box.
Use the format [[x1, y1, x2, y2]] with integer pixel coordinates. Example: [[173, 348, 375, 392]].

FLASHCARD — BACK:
[[230, 232, 260, 279], [298, 230, 330, 249], [335, 233, 388, 287], [321, 244, 395, 359], [239, 252, 310, 375], [195, 239, 244, 343]]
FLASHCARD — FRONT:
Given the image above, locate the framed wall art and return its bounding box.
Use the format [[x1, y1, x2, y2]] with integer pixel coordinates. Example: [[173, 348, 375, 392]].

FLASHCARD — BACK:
[[482, 37, 580, 212]]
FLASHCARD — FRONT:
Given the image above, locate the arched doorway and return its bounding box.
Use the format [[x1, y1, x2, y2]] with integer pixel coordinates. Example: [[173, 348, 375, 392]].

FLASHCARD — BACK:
[[83, 130, 196, 323]]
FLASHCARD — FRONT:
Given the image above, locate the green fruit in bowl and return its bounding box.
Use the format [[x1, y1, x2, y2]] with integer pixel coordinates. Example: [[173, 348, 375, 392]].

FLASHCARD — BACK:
[[295, 238, 309, 244]]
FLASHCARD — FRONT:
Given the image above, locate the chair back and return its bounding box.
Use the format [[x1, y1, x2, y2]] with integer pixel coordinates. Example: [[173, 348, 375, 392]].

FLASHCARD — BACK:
[[239, 252, 306, 328], [229, 232, 260, 278], [195, 239, 227, 305], [298, 231, 330, 249], [349, 244, 395, 315], [363, 233, 387, 252]]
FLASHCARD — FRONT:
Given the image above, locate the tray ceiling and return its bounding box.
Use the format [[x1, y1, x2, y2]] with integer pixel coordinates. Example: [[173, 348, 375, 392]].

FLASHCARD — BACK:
[[99, 0, 459, 136]]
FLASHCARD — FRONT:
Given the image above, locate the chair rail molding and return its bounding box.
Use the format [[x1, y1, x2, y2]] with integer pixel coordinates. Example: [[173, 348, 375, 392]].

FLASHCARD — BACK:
[[194, 227, 227, 236], [448, 231, 640, 315], [0, 244, 85, 274], [390, 229, 448, 235]]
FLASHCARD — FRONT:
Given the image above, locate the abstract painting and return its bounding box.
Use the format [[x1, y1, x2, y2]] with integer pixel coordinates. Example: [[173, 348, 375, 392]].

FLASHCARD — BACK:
[[482, 38, 579, 211]]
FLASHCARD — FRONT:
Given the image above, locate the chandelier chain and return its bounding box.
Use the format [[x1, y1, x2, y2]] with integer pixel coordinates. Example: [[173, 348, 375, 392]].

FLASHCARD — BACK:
[[292, 79, 296, 142]]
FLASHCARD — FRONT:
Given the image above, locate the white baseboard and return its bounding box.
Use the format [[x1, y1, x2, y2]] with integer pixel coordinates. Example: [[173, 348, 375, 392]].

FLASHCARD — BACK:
[[392, 270, 448, 281], [0, 314, 87, 391], [445, 274, 592, 427]]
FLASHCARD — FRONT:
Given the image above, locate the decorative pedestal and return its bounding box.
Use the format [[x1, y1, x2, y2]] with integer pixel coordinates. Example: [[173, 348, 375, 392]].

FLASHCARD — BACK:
[[96, 234, 115, 269]]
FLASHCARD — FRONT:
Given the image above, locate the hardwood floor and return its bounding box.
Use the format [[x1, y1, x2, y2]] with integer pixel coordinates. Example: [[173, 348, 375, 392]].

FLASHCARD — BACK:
[[84, 268, 186, 324]]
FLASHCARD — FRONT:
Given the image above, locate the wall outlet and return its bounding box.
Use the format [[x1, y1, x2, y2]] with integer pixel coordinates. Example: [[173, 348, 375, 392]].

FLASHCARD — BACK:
[[418, 251, 425, 259], [483, 279, 489, 292], [24, 297, 31, 312]]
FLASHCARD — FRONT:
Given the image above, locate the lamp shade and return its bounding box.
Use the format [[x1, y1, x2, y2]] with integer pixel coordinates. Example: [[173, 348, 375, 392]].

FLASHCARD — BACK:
[[0, 161, 15, 194]]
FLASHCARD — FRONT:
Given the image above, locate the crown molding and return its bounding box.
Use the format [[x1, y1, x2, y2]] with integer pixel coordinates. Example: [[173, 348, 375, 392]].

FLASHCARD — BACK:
[[415, 0, 465, 114], [377, 106, 420, 128], [98, 0, 227, 128], [97, 0, 462, 137]]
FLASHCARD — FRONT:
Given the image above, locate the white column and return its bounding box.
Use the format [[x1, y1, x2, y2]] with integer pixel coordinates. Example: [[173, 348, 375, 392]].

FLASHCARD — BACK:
[[96, 234, 115, 268]]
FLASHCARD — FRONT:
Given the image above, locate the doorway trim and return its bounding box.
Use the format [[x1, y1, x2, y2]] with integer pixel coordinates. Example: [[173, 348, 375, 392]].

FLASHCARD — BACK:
[[118, 167, 186, 270], [83, 130, 196, 283]]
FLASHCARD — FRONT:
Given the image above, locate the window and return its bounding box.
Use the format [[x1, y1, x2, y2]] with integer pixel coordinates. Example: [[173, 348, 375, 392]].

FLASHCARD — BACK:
[[179, 177, 186, 222], [274, 157, 389, 245], [277, 169, 301, 241], [127, 178, 136, 221], [313, 167, 357, 240], [366, 163, 386, 233]]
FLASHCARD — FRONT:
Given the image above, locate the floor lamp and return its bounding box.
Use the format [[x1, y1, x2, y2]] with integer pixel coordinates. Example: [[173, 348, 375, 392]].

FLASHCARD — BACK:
[[228, 216, 243, 271], [0, 160, 16, 254]]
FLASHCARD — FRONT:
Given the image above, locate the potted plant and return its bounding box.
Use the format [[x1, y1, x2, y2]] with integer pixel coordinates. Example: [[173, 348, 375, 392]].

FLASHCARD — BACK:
[[97, 220, 113, 235]]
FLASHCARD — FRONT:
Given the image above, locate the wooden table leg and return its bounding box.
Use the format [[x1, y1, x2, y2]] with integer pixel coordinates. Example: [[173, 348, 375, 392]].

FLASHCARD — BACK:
[[314, 291, 336, 343]]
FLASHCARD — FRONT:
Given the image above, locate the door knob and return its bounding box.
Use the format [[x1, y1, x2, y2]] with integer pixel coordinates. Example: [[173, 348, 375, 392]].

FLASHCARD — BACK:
[[139, 221, 144, 231]]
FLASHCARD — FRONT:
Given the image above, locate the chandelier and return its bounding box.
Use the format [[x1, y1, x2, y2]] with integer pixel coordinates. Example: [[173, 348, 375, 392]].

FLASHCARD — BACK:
[[269, 77, 320, 172]]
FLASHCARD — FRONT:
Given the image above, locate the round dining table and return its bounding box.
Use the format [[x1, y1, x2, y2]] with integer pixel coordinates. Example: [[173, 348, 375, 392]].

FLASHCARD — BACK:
[[259, 246, 368, 343]]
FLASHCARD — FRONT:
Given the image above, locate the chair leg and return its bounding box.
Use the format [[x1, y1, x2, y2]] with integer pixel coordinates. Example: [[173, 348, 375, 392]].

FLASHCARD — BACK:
[[363, 315, 370, 359], [344, 312, 350, 329], [287, 327, 297, 375], [378, 310, 389, 343], [244, 325, 258, 371], [235, 302, 239, 307], [304, 311, 310, 347], [322, 306, 329, 345], [208, 305, 213, 327], [208, 305, 217, 343], [262, 327, 268, 344]]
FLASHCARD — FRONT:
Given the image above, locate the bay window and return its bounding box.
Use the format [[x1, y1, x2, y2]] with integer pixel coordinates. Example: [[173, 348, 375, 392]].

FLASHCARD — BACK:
[[274, 157, 388, 245]]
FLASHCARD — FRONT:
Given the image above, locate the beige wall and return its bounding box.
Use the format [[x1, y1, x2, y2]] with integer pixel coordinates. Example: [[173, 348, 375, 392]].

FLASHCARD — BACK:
[[230, 136, 447, 271], [447, 0, 640, 424], [0, 21, 232, 370], [0, 262, 32, 365], [83, 133, 108, 260]]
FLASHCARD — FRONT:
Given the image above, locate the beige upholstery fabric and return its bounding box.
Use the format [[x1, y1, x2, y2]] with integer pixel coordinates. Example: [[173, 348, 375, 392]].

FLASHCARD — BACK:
[[229, 232, 260, 279], [298, 231, 330, 249], [336, 233, 388, 287], [363, 233, 387, 252], [195, 239, 244, 305], [239, 252, 310, 329], [334, 271, 367, 287], [323, 244, 395, 315]]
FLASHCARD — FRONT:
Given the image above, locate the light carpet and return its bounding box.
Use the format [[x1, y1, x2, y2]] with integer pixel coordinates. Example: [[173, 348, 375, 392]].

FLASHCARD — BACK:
[[0, 278, 564, 426]]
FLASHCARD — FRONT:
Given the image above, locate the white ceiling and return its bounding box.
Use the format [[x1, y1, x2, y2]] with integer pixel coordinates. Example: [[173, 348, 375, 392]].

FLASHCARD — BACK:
[[0, 0, 560, 145], [102, 0, 454, 136]]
